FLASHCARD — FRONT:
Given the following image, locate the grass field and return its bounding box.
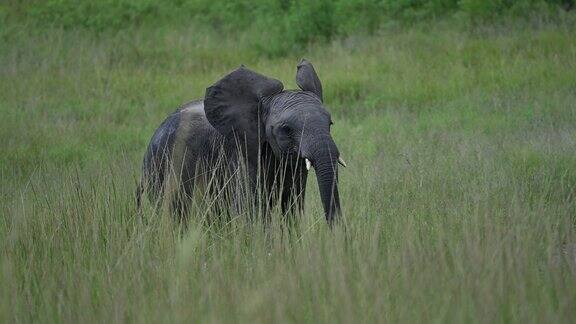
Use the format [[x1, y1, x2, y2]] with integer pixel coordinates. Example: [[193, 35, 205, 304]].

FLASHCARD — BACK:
[[1, 21, 576, 322]]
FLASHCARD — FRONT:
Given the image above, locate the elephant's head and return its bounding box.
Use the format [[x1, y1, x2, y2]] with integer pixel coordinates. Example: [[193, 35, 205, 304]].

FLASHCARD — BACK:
[[204, 60, 344, 223]]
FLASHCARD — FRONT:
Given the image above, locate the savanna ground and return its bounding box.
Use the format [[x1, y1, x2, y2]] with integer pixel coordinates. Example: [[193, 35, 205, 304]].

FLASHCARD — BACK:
[[1, 8, 576, 323]]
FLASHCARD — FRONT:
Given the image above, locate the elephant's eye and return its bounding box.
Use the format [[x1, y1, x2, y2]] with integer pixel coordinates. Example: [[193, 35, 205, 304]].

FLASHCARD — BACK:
[[279, 124, 291, 133]]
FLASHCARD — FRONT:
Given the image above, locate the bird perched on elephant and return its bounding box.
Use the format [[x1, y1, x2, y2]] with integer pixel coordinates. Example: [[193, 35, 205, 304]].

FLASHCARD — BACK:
[[137, 59, 345, 225]]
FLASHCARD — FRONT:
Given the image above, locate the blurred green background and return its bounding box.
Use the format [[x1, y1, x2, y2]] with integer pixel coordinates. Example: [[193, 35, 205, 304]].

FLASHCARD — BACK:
[[2, 0, 575, 55]]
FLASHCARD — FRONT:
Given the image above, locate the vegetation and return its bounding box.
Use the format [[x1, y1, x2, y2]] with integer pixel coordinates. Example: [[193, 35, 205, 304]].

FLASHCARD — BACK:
[[2, 0, 574, 55], [1, 2, 575, 323]]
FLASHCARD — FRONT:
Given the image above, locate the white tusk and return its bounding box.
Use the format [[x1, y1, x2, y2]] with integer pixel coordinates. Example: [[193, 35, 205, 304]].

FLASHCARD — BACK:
[[305, 159, 312, 170], [338, 157, 347, 168]]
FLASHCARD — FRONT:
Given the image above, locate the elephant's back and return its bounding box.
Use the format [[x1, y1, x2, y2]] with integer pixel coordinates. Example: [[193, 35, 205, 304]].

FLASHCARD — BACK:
[[142, 100, 221, 194], [174, 100, 223, 161], [178, 100, 219, 138]]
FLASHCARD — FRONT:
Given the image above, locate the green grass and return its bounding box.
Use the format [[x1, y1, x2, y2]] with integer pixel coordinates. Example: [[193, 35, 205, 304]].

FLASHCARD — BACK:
[[1, 22, 575, 322]]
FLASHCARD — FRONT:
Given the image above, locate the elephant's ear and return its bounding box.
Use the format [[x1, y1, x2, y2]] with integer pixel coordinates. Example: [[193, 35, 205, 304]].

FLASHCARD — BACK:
[[296, 59, 323, 102], [204, 66, 284, 141]]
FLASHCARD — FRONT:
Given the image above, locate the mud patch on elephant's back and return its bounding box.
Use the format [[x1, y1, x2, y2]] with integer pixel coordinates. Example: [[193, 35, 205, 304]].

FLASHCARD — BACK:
[[162, 103, 201, 212]]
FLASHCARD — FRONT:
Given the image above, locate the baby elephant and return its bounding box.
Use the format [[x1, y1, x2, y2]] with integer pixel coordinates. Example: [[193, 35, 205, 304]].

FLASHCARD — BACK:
[[137, 60, 345, 225]]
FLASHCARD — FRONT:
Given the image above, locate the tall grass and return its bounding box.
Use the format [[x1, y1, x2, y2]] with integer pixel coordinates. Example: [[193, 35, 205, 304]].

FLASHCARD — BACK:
[[1, 21, 575, 322]]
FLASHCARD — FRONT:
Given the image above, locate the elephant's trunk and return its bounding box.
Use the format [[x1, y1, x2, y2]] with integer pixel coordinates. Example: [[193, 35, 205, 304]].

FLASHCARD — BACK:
[[306, 136, 341, 224]]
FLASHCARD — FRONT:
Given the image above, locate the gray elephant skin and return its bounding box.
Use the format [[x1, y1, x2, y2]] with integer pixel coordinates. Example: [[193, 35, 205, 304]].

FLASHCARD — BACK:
[[137, 60, 344, 225]]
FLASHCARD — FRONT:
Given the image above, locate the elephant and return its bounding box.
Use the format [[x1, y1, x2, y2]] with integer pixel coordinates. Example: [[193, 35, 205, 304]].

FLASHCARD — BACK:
[[136, 59, 345, 225]]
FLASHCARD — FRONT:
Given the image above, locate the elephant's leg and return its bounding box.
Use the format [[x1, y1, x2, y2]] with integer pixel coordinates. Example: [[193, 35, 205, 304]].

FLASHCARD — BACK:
[[280, 159, 308, 221], [173, 171, 196, 224], [161, 170, 190, 224], [161, 150, 198, 224], [197, 155, 240, 225], [258, 148, 285, 224]]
